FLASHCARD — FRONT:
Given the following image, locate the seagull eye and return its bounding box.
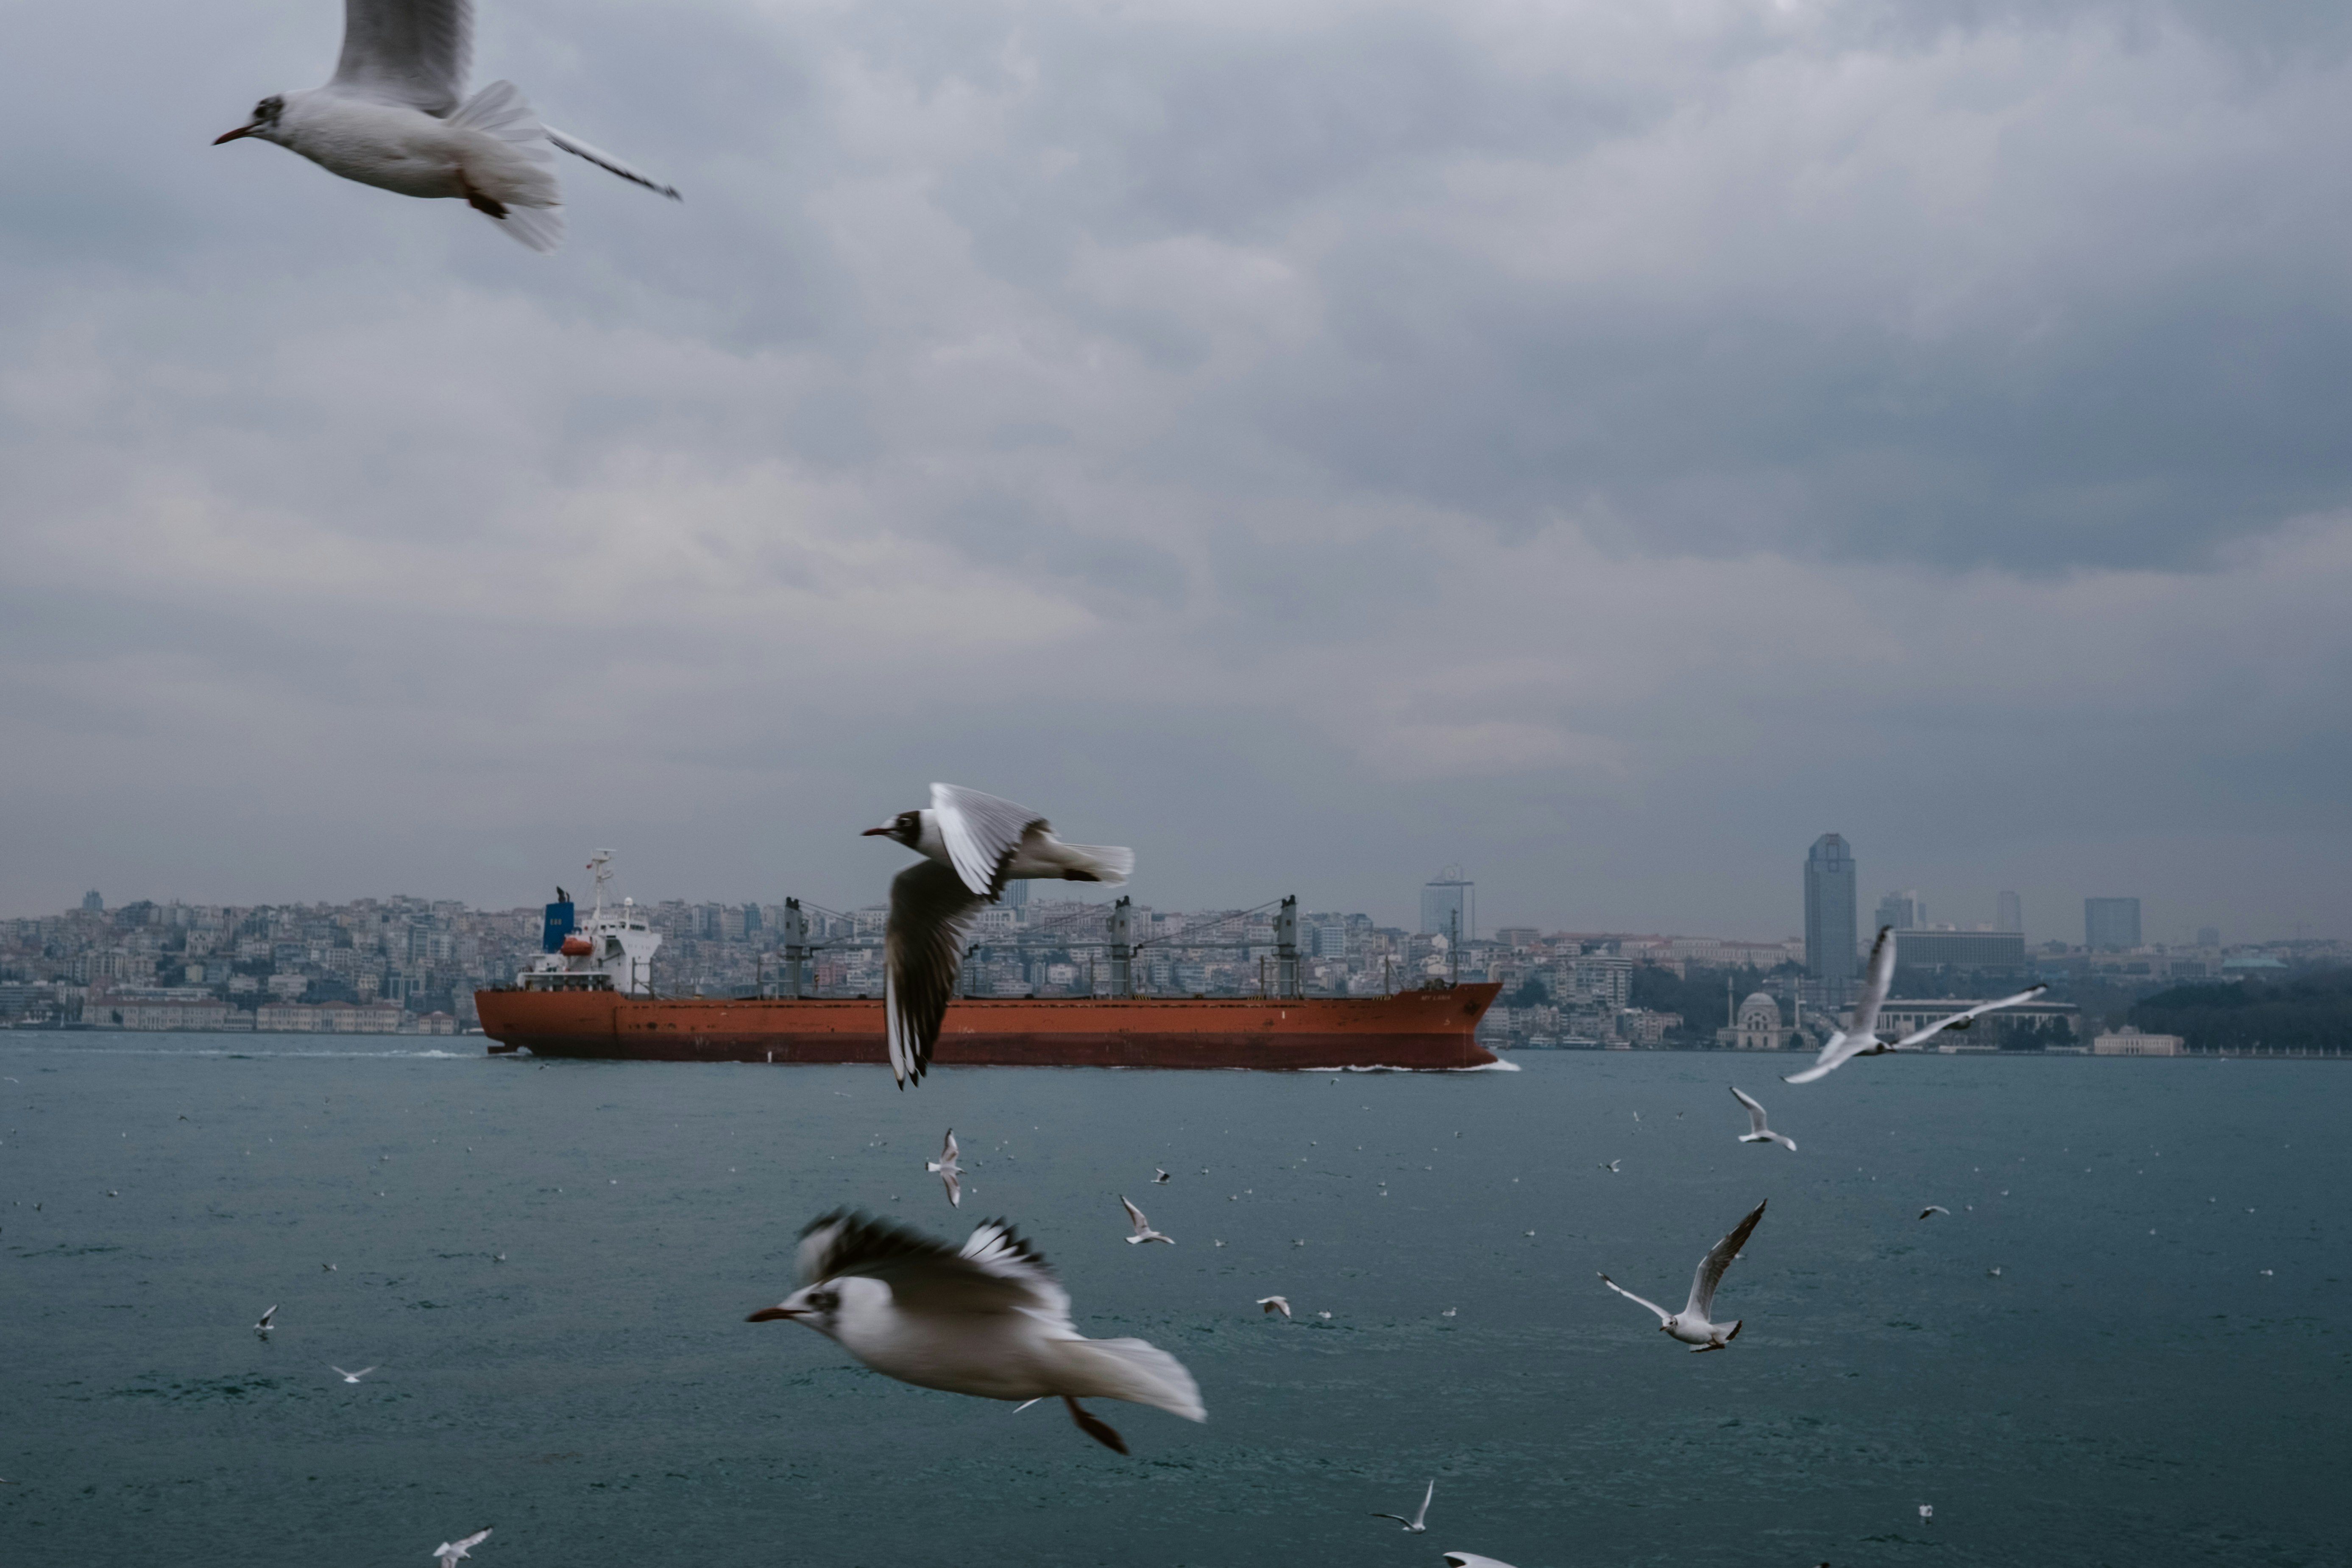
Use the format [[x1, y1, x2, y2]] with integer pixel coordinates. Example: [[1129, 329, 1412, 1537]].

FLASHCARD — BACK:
[[809, 1290, 838, 1310]]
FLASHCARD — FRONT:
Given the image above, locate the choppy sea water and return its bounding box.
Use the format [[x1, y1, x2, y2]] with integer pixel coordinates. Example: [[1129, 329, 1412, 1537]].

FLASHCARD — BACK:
[[1, 1033, 2344, 1568]]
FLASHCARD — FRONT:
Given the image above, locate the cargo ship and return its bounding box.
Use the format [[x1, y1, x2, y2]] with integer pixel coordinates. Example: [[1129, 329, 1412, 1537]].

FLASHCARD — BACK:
[[474, 858, 1503, 1071]]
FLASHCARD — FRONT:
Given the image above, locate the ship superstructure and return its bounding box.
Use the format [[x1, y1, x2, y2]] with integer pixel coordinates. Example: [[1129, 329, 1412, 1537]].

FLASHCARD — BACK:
[[514, 851, 663, 996]]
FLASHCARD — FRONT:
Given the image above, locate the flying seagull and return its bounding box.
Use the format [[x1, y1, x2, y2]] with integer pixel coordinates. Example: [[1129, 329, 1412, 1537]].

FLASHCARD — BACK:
[[864, 783, 1133, 1086], [255, 1305, 278, 1335], [1730, 1086, 1796, 1151], [1371, 1479, 1434, 1533], [927, 1129, 963, 1208], [1443, 1556, 1518, 1568], [1257, 1295, 1291, 1319], [1599, 1159, 1620, 1173], [747, 1210, 1204, 1454], [1785, 929, 2045, 1084], [331, 1365, 378, 1383], [1599, 1199, 1767, 1352], [214, 0, 678, 251], [1152, 1168, 1171, 1184], [1919, 1205, 1951, 1220], [1121, 1196, 1173, 1245], [431, 1527, 491, 1567]]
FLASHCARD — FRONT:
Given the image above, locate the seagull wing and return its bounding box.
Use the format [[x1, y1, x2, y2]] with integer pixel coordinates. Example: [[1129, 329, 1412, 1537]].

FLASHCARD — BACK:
[[1850, 927, 1897, 1041], [1598, 1273, 1672, 1322], [795, 1209, 1072, 1325], [1730, 1085, 1770, 1134], [542, 127, 680, 199], [351, 1366, 377, 1378], [931, 783, 1049, 898], [883, 859, 987, 1088], [258, 1305, 277, 1326], [1443, 1555, 1521, 1568], [1686, 1200, 1767, 1319], [1412, 1478, 1435, 1528], [330, 0, 472, 114], [1121, 1195, 1151, 1234], [1784, 1030, 1867, 1085], [331, 1365, 352, 1378], [941, 1128, 959, 1166], [1892, 984, 2048, 1048]]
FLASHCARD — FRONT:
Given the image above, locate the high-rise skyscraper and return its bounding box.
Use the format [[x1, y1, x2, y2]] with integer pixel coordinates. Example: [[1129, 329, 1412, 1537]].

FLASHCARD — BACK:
[[2197, 925, 2220, 948], [1996, 891, 2022, 933], [1875, 889, 1924, 931], [1420, 868, 1474, 941], [2085, 897, 2141, 951], [1805, 835, 1858, 983]]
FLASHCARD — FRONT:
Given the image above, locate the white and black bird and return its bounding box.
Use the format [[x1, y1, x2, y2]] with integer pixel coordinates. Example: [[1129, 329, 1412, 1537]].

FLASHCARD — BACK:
[[1371, 1479, 1434, 1533], [1599, 1159, 1620, 1173], [1785, 928, 2046, 1085], [1121, 1196, 1173, 1245], [1919, 1205, 1951, 1220], [213, 0, 678, 252], [1731, 1086, 1795, 1151], [1443, 1555, 1518, 1568], [927, 1128, 963, 1208], [746, 1210, 1204, 1454], [864, 783, 1133, 1087], [1152, 1168, 1171, 1184], [1256, 1295, 1291, 1319], [330, 1365, 378, 1383], [431, 1527, 491, 1567], [1599, 1200, 1767, 1352], [254, 1305, 278, 1335]]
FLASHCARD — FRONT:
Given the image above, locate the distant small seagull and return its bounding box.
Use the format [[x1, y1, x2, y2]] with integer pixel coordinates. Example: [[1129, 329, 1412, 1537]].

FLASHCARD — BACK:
[[1600, 1160, 1620, 1173], [1152, 1168, 1171, 1185], [747, 1210, 1204, 1454], [1786, 929, 2046, 1084], [1121, 1196, 1173, 1245], [1919, 1504, 1933, 1524], [107, 1190, 119, 1198], [432, 1526, 492, 1567], [1599, 1200, 1767, 1352], [864, 783, 1133, 1086], [212, 0, 677, 253], [1257, 1295, 1291, 1319], [1371, 1478, 1434, 1533], [1441, 1307, 1457, 1317], [927, 1129, 963, 1209], [322, 1262, 337, 1271], [494, 1253, 507, 1262], [255, 1305, 278, 1334], [1316, 1310, 1332, 1320], [1987, 1267, 2003, 1277], [1919, 1206, 1951, 1220], [331, 1365, 378, 1383], [1444, 1556, 1518, 1568], [1730, 1087, 1795, 1152]]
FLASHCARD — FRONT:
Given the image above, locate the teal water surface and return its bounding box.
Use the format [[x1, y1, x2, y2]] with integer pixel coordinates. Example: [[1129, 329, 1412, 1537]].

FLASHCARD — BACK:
[[2, 1035, 2344, 1567]]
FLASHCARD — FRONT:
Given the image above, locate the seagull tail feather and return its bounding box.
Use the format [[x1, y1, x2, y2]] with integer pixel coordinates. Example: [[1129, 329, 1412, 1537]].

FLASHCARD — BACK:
[[1049, 1336, 1205, 1422]]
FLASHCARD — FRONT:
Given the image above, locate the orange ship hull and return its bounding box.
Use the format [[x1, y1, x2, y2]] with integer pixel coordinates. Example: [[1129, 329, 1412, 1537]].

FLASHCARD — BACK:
[[473, 985, 1503, 1070]]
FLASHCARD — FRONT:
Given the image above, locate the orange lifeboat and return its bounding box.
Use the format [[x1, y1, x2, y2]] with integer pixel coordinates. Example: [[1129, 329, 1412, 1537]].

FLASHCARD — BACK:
[[559, 935, 593, 957]]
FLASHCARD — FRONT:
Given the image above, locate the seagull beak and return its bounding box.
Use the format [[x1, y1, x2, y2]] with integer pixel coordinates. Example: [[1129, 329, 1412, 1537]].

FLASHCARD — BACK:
[[214, 124, 257, 144], [859, 826, 890, 836], [744, 1305, 803, 1322]]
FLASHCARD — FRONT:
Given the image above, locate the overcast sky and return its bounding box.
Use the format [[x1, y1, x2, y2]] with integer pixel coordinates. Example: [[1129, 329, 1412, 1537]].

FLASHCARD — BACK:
[[3, 0, 2348, 943]]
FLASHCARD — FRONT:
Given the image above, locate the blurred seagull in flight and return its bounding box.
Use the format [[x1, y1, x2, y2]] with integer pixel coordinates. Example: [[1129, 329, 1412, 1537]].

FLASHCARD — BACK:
[[1257, 1295, 1290, 1319], [1599, 1200, 1767, 1352], [254, 1305, 277, 1335], [1786, 929, 2045, 1085], [1730, 1087, 1796, 1152], [747, 1210, 1204, 1454], [1371, 1479, 1434, 1533], [331, 1365, 378, 1383], [927, 1129, 963, 1208], [431, 1527, 491, 1567], [1152, 1168, 1171, 1184], [1919, 1205, 1951, 1220], [1599, 1160, 1620, 1173], [864, 783, 1133, 1086], [1444, 1555, 1518, 1568], [1121, 1196, 1173, 1245], [213, 0, 678, 252]]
